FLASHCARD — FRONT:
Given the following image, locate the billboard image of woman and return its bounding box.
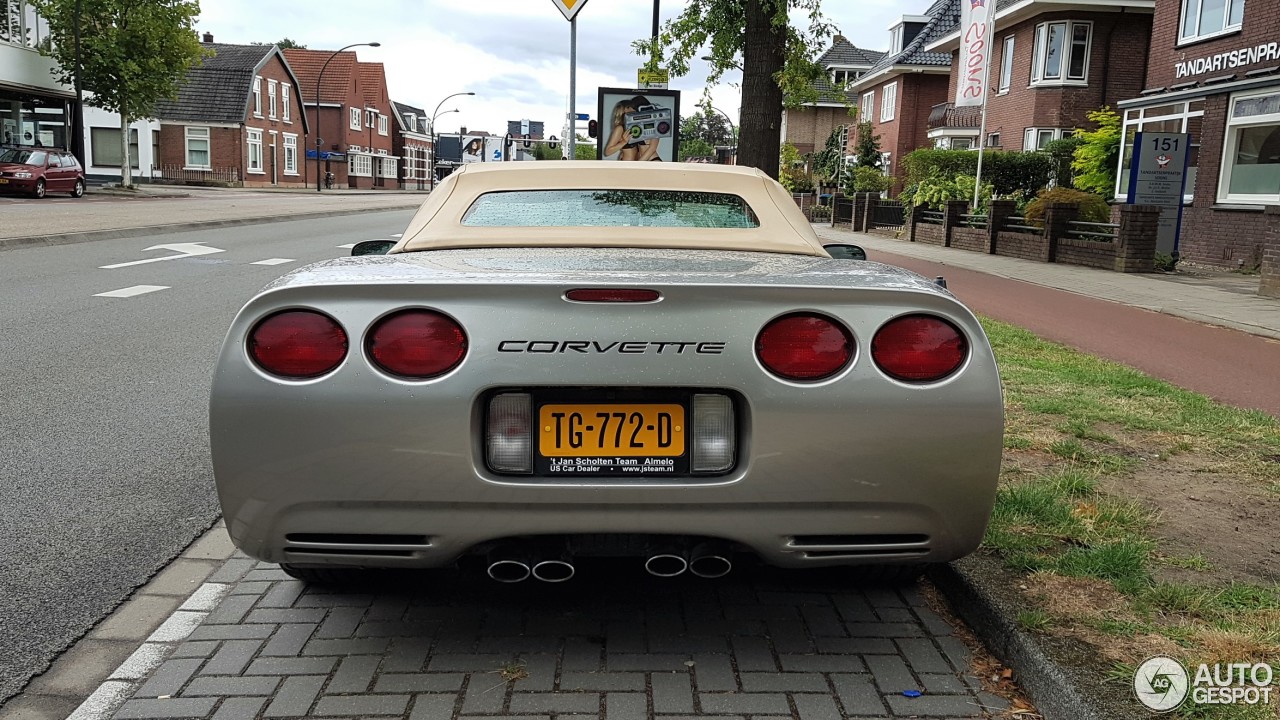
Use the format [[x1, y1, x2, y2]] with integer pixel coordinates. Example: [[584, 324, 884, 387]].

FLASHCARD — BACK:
[[597, 88, 680, 162]]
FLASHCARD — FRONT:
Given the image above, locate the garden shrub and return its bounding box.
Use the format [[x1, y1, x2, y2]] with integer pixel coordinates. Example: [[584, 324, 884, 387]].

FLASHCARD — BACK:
[[901, 148, 1055, 197], [902, 174, 993, 211], [1023, 187, 1112, 224], [844, 166, 891, 195]]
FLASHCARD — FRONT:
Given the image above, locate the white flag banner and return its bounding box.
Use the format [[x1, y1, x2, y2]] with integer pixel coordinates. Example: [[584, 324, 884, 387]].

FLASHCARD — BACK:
[[956, 0, 995, 107]]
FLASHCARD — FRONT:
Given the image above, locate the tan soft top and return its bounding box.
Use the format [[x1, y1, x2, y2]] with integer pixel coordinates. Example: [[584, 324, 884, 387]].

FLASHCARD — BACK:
[[392, 162, 829, 257]]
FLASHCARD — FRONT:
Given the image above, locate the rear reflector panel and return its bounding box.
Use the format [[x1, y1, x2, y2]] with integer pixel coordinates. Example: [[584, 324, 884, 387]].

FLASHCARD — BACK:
[[487, 393, 533, 473]]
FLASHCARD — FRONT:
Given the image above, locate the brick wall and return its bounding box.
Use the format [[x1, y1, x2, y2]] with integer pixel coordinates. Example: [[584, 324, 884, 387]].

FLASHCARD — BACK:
[[244, 55, 308, 188], [1257, 207, 1280, 298], [1056, 238, 1117, 269], [950, 226, 990, 252], [784, 106, 851, 155], [915, 222, 946, 245], [994, 230, 1051, 261], [951, 11, 1151, 149], [1147, 0, 1280, 90], [157, 124, 244, 185], [857, 73, 948, 190]]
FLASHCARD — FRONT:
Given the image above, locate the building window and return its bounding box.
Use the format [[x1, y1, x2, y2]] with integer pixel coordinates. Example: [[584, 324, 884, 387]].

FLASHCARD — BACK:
[[283, 134, 298, 175], [831, 69, 863, 85], [987, 132, 1001, 148], [880, 152, 892, 176], [3, 1, 50, 49], [247, 129, 263, 173], [252, 76, 263, 117], [952, 138, 975, 150], [185, 126, 211, 168], [378, 156, 398, 178], [350, 107, 361, 130], [349, 153, 373, 177], [268, 80, 277, 119], [1218, 90, 1280, 204], [880, 82, 897, 122], [1179, 0, 1244, 44], [1023, 127, 1068, 150], [282, 85, 291, 122], [152, 129, 159, 165], [999, 36, 1015, 93], [89, 127, 140, 168], [1031, 21, 1090, 85], [1118, 100, 1205, 201], [889, 25, 902, 55], [860, 91, 874, 123], [378, 114, 388, 136]]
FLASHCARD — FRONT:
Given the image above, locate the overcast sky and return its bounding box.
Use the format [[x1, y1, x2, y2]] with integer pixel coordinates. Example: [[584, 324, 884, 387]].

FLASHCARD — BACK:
[[196, 0, 922, 137]]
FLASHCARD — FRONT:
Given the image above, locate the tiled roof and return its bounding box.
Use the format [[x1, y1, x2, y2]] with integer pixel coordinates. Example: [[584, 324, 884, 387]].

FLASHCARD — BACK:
[[356, 62, 387, 108], [819, 36, 885, 68], [391, 100, 427, 133], [283, 48, 357, 105], [154, 43, 273, 123], [856, 0, 956, 85]]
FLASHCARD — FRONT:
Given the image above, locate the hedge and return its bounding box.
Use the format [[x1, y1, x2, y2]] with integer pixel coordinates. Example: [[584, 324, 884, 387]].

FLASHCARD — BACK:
[[900, 149, 1057, 197]]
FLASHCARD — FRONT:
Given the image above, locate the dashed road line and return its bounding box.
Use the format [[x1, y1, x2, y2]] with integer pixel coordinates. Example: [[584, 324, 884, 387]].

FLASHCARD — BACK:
[[250, 258, 295, 266], [94, 285, 170, 298]]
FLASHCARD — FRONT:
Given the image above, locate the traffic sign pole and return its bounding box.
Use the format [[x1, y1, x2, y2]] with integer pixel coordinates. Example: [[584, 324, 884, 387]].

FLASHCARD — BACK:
[[568, 17, 577, 159]]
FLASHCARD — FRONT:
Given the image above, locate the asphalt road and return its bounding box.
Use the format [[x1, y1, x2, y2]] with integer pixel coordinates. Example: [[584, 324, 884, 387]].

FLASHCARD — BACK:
[[0, 209, 416, 703]]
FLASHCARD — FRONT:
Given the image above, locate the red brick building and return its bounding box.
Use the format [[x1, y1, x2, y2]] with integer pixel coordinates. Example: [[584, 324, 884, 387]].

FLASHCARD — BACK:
[[154, 37, 310, 187], [925, 0, 1153, 152], [391, 101, 432, 191], [1116, 0, 1280, 265], [782, 37, 884, 156], [848, 2, 954, 188], [284, 48, 398, 190]]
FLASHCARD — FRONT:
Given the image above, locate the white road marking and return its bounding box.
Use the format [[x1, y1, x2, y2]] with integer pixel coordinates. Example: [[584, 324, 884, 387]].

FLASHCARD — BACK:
[[99, 242, 224, 269], [336, 243, 357, 249], [94, 285, 169, 298], [66, 681, 133, 720], [178, 582, 230, 611], [250, 258, 295, 266], [145, 610, 206, 643], [109, 643, 169, 681]]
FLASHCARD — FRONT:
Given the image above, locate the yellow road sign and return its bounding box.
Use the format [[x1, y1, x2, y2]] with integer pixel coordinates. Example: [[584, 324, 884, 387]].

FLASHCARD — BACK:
[[638, 68, 669, 88], [550, 0, 588, 21]]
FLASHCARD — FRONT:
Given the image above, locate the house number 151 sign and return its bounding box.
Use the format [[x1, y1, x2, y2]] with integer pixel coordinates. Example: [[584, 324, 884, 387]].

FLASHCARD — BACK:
[[1126, 132, 1191, 256]]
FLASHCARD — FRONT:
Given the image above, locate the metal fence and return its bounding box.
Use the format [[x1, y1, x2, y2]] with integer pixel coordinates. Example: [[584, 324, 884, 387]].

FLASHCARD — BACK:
[[959, 213, 989, 229], [1066, 220, 1119, 241], [870, 200, 905, 231], [1004, 215, 1044, 233], [920, 210, 945, 225], [152, 165, 240, 184]]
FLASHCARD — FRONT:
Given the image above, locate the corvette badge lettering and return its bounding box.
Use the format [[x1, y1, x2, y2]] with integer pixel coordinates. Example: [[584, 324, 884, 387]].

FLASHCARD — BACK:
[[498, 340, 726, 355]]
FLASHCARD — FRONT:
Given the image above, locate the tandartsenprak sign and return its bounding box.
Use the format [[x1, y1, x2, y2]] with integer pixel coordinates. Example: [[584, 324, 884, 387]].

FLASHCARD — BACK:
[[956, 0, 994, 107], [1175, 41, 1280, 79], [1126, 132, 1192, 255]]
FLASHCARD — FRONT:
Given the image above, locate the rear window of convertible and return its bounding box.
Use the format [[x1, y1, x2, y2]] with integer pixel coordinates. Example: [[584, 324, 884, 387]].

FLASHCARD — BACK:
[[460, 190, 760, 228]]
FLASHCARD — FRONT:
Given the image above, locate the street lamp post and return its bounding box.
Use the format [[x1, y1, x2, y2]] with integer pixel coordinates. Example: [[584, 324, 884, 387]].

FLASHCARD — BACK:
[[314, 42, 380, 192], [706, 105, 737, 163], [428, 92, 474, 190]]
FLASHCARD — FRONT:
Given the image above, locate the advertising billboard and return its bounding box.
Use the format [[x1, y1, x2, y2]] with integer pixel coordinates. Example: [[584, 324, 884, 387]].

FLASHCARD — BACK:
[[460, 136, 486, 164], [597, 87, 681, 162]]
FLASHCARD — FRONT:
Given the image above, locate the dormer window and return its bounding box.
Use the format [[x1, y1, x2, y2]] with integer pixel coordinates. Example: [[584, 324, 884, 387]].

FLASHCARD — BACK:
[[831, 69, 864, 86], [889, 25, 903, 55]]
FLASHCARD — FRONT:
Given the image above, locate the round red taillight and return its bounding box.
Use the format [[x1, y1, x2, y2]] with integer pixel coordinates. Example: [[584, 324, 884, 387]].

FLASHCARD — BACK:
[[367, 309, 467, 379], [756, 313, 854, 381], [871, 314, 968, 382], [249, 310, 348, 379]]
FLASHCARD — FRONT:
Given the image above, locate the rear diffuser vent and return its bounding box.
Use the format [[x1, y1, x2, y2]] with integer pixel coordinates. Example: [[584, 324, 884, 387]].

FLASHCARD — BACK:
[[283, 533, 432, 559], [788, 534, 930, 559], [789, 534, 928, 547], [285, 533, 429, 545]]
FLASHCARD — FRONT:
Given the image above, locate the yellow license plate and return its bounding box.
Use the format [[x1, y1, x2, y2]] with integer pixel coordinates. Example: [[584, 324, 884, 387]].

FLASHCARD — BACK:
[[0, 179, 8, 184], [539, 404, 685, 457]]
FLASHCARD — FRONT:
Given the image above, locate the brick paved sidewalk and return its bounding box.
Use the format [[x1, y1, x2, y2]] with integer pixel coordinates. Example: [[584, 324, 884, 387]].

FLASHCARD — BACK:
[[85, 545, 1011, 720]]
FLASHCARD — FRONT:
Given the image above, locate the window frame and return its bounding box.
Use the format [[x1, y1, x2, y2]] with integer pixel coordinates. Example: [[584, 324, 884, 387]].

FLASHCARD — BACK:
[[378, 114, 389, 136], [1217, 89, 1280, 205], [880, 82, 898, 123], [998, 35, 1015, 94], [89, 126, 141, 169], [282, 84, 291, 123], [252, 76, 263, 117], [861, 91, 874, 123], [283, 133, 298, 175], [184, 126, 212, 170], [987, 132, 1001, 148], [267, 79, 278, 119], [1178, 0, 1244, 45], [350, 107, 362, 130], [349, 153, 373, 177], [1030, 20, 1091, 86], [1023, 127, 1071, 150], [247, 128, 264, 174]]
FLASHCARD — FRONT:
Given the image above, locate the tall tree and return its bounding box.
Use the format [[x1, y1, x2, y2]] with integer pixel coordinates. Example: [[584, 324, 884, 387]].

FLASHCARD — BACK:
[[636, 0, 833, 179], [32, 0, 206, 186], [253, 37, 306, 49], [680, 109, 734, 149], [854, 120, 883, 169]]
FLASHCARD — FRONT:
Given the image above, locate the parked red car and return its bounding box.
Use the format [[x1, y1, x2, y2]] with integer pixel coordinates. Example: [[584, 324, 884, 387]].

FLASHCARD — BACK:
[[0, 147, 86, 199]]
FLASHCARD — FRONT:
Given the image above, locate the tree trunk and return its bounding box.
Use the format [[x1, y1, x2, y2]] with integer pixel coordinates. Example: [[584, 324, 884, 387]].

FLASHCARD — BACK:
[[738, 0, 786, 179], [119, 112, 133, 187]]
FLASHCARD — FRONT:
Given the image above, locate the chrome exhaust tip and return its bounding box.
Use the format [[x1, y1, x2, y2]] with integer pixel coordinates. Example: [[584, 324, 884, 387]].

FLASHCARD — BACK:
[[531, 559, 575, 583], [644, 552, 688, 577], [688, 544, 732, 578], [487, 559, 532, 583]]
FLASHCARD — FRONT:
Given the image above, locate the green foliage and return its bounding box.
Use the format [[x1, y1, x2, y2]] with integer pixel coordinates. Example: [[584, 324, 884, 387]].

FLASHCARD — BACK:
[[853, 121, 882, 169], [810, 125, 848, 185], [680, 138, 716, 161], [32, 0, 207, 185], [1044, 136, 1084, 188], [574, 135, 597, 160], [780, 142, 804, 170], [843, 166, 890, 195], [1154, 252, 1180, 272], [252, 38, 306, 49], [680, 109, 734, 150], [901, 148, 1056, 197], [901, 174, 992, 211], [780, 168, 816, 193], [1024, 187, 1112, 224], [1071, 107, 1122, 198]]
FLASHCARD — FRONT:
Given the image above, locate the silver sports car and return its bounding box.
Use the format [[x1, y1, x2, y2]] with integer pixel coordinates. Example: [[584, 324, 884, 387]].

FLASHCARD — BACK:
[[210, 162, 1003, 584]]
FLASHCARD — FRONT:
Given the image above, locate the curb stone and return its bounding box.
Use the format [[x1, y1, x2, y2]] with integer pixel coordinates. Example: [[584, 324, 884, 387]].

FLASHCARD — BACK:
[[929, 552, 1142, 720], [0, 204, 420, 253]]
